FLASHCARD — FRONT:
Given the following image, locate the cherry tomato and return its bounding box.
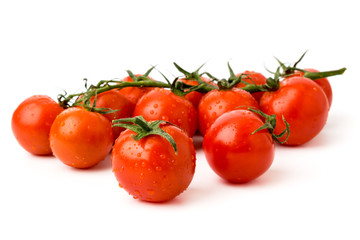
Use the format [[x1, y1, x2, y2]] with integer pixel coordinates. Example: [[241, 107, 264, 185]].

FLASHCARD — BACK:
[[197, 88, 259, 136], [117, 75, 154, 109], [203, 109, 274, 183], [12, 95, 64, 155], [89, 90, 133, 140], [133, 88, 198, 137], [295, 68, 333, 108], [259, 76, 329, 145], [49, 107, 113, 168], [180, 76, 213, 109], [236, 71, 267, 102], [112, 124, 196, 202]]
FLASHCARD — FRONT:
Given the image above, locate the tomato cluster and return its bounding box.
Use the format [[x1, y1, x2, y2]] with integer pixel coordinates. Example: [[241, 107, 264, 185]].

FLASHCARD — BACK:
[[11, 54, 346, 202]]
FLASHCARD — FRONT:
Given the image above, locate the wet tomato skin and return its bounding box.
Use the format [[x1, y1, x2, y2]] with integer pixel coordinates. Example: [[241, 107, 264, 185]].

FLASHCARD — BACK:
[[89, 90, 133, 140], [49, 107, 113, 168], [259, 76, 329, 146], [11, 95, 64, 155], [133, 88, 198, 137], [203, 109, 274, 183], [236, 71, 267, 102], [117, 75, 155, 109], [295, 68, 333, 108], [179, 76, 213, 109], [112, 124, 196, 202], [197, 88, 259, 136]]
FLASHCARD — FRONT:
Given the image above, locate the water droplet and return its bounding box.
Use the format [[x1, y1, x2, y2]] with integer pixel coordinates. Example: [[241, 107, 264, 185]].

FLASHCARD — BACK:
[[137, 153, 141, 157], [155, 166, 162, 172], [147, 189, 155, 195], [160, 154, 166, 159], [154, 104, 158, 108], [150, 110, 154, 114], [141, 161, 146, 168]]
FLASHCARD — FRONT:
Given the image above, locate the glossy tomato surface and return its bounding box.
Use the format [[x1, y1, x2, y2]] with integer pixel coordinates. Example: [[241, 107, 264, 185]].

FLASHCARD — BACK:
[[203, 109, 274, 183], [117, 75, 154, 109], [295, 68, 333, 108], [133, 88, 198, 137], [112, 124, 196, 202], [89, 89, 133, 140], [11, 95, 64, 155], [236, 71, 267, 102], [197, 88, 259, 136], [259, 76, 329, 146], [180, 76, 213, 109], [49, 107, 113, 168]]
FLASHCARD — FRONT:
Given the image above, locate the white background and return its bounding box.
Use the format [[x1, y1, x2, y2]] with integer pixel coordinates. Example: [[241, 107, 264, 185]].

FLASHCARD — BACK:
[[1, 0, 359, 239]]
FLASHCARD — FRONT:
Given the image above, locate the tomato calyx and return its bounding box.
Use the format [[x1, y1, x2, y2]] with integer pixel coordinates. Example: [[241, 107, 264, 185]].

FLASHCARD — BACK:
[[58, 75, 169, 109], [202, 63, 247, 90], [156, 66, 216, 97], [241, 67, 281, 93], [112, 116, 178, 154], [125, 66, 156, 82], [202, 63, 280, 93], [173, 62, 207, 82], [246, 107, 290, 144], [274, 51, 346, 80]]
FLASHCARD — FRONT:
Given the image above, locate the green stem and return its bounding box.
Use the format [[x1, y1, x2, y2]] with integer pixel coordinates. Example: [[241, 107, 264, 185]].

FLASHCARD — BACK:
[[113, 116, 178, 154], [58, 80, 170, 109], [247, 107, 290, 144], [303, 67, 347, 80]]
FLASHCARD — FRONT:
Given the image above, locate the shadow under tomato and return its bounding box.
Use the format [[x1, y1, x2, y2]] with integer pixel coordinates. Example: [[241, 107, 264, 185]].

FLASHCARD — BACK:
[[31, 154, 57, 160], [135, 184, 217, 207], [67, 154, 112, 172], [192, 135, 204, 150], [220, 168, 288, 188], [275, 130, 331, 150]]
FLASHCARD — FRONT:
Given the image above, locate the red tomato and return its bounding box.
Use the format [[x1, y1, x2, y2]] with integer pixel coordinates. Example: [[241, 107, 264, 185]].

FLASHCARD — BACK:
[[180, 76, 213, 109], [49, 107, 113, 168], [203, 109, 274, 183], [236, 71, 267, 102], [295, 68, 333, 108], [89, 90, 133, 140], [197, 88, 259, 136], [133, 88, 198, 137], [118, 75, 154, 109], [112, 124, 196, 202], [11, 95, 64, 155], [259, 76, 329, 146]]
